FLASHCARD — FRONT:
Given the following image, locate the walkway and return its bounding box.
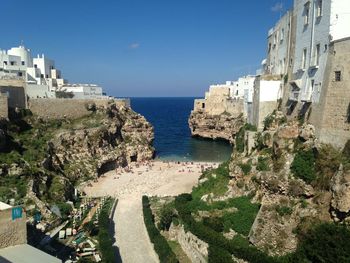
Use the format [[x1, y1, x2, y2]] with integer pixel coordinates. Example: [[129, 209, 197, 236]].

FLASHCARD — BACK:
[[114, 195, 158, 263], [84, 161, 218, 263]]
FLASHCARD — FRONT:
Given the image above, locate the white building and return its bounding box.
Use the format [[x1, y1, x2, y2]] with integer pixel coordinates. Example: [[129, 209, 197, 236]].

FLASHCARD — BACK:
[[0, 45, 108, 100], [291, 0, 350, 103], [61, 84, 106, 99], [252, 77, 282, 129], [265, 11, 293, 76]]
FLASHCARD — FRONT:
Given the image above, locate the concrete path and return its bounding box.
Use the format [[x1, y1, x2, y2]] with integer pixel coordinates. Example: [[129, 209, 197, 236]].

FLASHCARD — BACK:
[[85, 161, 218, 263], [114, 195, 158, 263]]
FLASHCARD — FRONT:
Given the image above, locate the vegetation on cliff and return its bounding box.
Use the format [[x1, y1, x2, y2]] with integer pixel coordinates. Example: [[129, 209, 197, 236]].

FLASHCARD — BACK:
[[153, 111, 350, 262], [0, 103, 154, 219], [142, 195, 178, 263]]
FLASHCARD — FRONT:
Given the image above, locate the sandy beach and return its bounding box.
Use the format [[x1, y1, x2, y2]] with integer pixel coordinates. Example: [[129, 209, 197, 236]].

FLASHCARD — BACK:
[[84, 160, 218, 263]]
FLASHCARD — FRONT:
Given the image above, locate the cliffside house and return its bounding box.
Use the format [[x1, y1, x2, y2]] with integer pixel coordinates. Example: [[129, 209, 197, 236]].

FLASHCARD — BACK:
[[1, 45, 109, 100], [0, 202, 60, 262]]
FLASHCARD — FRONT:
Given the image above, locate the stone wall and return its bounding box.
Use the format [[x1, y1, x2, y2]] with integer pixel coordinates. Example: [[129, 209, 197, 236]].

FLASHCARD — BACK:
[[28, 98, 129, 119], [170, 224, 208, 263], [0, 206, 27, 249], [194, 98, 244, 117], [309, 38, 350, 148], [0, 95, 8, 119], [0, 79, 26, 109]]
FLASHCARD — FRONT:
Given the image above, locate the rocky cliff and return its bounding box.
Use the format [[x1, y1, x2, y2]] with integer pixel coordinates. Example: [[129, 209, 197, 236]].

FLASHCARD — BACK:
[[223, 111, 350, 256], [0, 102, 154, 218], [156, 110, 350, 262], [188, 110, 245, 143]]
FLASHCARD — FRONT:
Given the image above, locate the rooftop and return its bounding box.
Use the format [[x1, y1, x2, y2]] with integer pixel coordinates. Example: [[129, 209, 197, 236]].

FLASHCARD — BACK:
[[0, 244, 61, 263], [0, 202, 11, 211]]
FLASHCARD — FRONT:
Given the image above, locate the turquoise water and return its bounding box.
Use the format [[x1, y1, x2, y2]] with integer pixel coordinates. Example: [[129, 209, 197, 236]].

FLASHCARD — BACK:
[[130, 97, 232, 162]]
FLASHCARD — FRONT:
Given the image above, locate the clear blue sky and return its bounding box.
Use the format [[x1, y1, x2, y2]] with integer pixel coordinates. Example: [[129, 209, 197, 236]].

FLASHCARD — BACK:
[[1, 0, 292, 97]]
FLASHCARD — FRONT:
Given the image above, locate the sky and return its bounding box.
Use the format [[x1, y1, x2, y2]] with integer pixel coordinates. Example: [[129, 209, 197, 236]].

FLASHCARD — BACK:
[[1, 0, 293, 97]]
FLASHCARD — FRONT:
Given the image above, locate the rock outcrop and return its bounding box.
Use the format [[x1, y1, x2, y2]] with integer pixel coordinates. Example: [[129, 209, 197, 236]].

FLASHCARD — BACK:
[[0, 101, 154, 218], [47, 104, 154, 182], [206, 111, 346, 256], [188, 110, 244, 143]]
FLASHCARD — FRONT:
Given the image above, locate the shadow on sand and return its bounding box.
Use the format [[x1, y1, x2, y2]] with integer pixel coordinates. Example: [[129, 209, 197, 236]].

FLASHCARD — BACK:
[[109, 199, 123, 263]]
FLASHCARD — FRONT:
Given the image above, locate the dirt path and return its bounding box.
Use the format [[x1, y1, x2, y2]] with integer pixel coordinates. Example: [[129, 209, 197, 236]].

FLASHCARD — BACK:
[[114, 195, 158, 263], [85, 161, 218, 263]]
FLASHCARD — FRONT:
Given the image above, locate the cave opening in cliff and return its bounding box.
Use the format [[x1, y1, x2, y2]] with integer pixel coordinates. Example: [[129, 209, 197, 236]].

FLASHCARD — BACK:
[[130, 154, 137, 162], [98, 161, 118, 176]]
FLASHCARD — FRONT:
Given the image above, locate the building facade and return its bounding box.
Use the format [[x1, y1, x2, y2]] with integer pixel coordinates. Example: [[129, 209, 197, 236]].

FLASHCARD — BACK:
[[0, 45, 108, 100], [265, 10, 293, 76]]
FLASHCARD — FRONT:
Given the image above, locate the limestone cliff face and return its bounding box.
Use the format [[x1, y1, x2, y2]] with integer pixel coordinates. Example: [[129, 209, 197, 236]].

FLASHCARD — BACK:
[[47, 104, 154, 183], [223, 113, 349, 256], [0, 102, 154, 217], [188, 110, 245, 143]]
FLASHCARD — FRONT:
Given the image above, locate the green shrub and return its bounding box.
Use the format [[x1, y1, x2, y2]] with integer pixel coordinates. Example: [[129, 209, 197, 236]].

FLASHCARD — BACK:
[[291, 149, 316, 184], [221, 197, 260, 236], [98, 198, 115, 263], [315, 145, 341, 190], [174, 195, 274, 263], [264, 114, 275, 130], [275, 206, 293, 217], [208, 245, 233, 263], [203, 217, 224, 233], [56, 202, 73, 220], [142, 196, 178, 263], [158, 202, 176, 231], [272, 147, 286, 173], [292, 223, 350, 263], [192, 161, 230, 200], [256, 157, 270, 171], [239, 162, 252, 175], [235, 124, 257, 153], [343, 140, 350, 160]]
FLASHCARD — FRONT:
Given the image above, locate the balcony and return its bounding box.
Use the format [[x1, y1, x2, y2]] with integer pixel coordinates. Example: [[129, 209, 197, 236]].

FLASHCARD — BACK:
[[301, 91, 312, 102], [289, 90, 300, 101]]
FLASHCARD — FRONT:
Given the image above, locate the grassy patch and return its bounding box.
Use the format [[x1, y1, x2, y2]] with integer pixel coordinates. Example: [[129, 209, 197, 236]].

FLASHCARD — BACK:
[[192, 161, 230, 200], [291, 149, 316, 184], [168, 241, 191, 263], [256, 157, 270, 171]]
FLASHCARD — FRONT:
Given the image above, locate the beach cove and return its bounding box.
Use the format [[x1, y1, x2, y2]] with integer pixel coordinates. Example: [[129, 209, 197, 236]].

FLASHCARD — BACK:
[[85, 161, 219, 262]]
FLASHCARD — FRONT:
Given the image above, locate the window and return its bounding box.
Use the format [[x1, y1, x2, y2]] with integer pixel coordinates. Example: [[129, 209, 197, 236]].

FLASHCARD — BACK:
[[34, 64, 37, 68], [268, 43, 272, 53], [40, 74, 44, 78], [10, 61, 15, 66], [335, 71, 342, 81], [302, 48, 307, 69], [304, 2, 310, 25], [315, 44, 320, 66], [281, 28, 285, 42], [347, 103, 350, 123], [201, 103, 205, 109], [45, 74, 48, 78], [3, 61, 7, 65], [317, 0, 323, 17], [21, 61, 25, 66], [18, 72, 23, 77], [311, 80, 315, 92]]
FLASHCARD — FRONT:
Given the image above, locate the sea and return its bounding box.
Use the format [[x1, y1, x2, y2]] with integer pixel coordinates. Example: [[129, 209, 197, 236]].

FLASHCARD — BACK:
[[130, 97, 232, 162]]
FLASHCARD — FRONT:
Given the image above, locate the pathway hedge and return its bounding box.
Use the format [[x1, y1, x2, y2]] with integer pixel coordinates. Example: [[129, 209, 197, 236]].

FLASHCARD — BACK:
[[142, 196, 178, 263]]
